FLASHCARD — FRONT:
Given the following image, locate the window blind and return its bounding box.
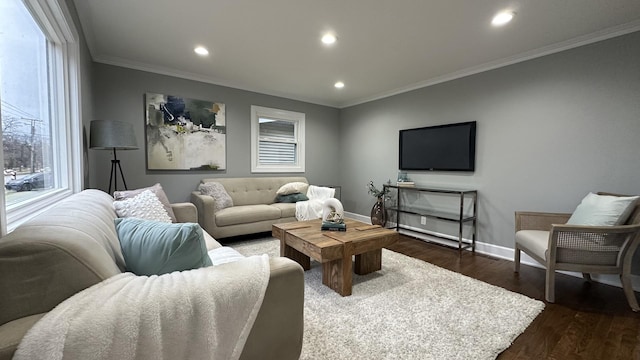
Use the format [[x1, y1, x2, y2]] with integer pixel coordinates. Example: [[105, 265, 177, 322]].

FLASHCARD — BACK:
[[258, 119, 297, 165]]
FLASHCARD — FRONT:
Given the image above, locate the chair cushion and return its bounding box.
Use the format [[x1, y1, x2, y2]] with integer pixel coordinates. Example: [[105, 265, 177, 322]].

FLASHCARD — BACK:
[[215, 205, 282, 227], [567, 192, 639, 226], [515, 230, 549, 261], [517, 230, 620, 266], [115, 218, 212, 275]]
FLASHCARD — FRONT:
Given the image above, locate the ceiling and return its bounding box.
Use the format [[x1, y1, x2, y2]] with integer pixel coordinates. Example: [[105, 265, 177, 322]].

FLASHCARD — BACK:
[[73, 0, 640, 108]]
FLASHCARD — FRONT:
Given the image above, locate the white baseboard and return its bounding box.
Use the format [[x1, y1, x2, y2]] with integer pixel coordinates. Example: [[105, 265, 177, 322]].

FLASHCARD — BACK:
[[343, 211, 640, 292]]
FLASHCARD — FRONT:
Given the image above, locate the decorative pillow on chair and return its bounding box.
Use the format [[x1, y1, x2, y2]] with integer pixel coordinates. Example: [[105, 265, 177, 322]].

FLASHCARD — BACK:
[[114, 183, 177, 222], [567, 192, 639, 226], [276, 182, 309, 196], [113, 189, 173, 223], [198, 182, 234, 212], [275, 193, 309, 203], [115, 217, 213, 276]]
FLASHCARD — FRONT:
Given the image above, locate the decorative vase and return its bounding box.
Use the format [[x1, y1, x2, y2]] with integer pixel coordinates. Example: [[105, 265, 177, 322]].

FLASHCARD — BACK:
[[370, 196, 387, 227]]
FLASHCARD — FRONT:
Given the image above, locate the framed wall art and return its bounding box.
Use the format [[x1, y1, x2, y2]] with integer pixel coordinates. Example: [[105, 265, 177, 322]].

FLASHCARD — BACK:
[[145, 93, 226, 170]]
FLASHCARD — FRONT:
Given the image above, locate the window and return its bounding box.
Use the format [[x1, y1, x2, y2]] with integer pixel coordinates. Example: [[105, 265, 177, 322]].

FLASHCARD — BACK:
[[0, 0, 82, 234], [251, 105, 305, 173]]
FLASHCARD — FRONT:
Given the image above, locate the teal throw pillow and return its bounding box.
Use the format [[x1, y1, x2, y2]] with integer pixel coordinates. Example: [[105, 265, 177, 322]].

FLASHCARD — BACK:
[[276, 193, 309, 203], [115, 218, 212, 276]]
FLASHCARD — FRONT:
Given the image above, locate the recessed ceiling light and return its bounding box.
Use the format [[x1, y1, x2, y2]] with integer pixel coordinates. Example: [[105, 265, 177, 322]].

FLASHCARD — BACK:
[[491, 11, 515, 26], [321, 33, 337, 45], [194, 46, 209, 56], [334, 81, 344, 89]]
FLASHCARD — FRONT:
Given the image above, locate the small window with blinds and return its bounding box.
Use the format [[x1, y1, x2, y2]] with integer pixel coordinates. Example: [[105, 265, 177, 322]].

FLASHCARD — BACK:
[[251, 106, 305, 173]]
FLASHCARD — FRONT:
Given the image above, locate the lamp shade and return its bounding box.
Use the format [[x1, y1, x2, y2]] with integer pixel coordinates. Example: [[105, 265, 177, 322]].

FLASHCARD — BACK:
[[90, 120, 139, 150]]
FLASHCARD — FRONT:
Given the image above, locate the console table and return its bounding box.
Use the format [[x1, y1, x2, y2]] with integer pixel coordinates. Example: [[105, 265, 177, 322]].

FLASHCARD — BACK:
[[383, 184, 477, 252]]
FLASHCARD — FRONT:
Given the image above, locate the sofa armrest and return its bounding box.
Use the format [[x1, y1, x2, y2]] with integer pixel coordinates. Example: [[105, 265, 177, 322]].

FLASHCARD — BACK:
[[190, 192, 218, 235], [240, 257, 304, 360], [515, 211, 571, 232], [171, 202, 198, 223]]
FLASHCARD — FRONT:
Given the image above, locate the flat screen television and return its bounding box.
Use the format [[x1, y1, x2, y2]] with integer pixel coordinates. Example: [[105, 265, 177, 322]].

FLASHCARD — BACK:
[[399, 121, 476, 171]]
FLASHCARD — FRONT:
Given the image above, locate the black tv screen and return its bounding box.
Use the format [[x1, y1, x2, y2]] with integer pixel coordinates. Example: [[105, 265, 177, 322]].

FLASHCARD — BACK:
[[399, 121, 476, 171]]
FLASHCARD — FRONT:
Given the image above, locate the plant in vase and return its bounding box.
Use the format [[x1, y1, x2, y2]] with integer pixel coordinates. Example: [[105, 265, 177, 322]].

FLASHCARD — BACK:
[[367, 180, 390, 226]]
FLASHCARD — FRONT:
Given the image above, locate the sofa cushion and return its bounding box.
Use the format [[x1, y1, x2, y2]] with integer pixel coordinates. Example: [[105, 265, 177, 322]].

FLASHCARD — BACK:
[[215, 205, 282, 227], [113, 189, 172, 223], [115, 218, 212, 276], [199, 182, 234, 211], [276, 182, 309, 196], [0, 313, 46, 360], [114, 183, 177, 222], [271, 203, 297, 218]]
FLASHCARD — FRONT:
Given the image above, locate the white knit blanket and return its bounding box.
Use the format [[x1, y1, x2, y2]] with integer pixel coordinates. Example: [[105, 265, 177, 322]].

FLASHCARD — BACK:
[[13, 255, 270, 360], [295, 185, 336, 221]]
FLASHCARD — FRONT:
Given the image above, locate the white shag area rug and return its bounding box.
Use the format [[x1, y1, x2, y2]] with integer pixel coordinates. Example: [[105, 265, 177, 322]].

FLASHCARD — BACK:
[[230, 238, 544, 360]]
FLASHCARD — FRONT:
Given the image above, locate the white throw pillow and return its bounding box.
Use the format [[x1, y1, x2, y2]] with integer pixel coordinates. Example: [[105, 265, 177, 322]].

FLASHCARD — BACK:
[[113, 189, 172, 223], [567, 192, 639, 226], [276, 182, 309, 195], [198, 182, 234, 212], [113, 183, 177, 222]]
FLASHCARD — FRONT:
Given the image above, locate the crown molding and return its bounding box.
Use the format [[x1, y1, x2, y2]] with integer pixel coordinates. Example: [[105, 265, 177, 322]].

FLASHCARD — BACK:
[[92, 55, 340, 108]]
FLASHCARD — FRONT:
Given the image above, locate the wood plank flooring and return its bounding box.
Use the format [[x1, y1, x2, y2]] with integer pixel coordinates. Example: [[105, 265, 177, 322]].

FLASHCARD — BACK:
[[386, 235, 640, 360]]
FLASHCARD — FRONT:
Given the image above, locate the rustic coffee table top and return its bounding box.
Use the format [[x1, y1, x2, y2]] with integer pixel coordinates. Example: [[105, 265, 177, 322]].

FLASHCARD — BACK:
[[273, 218, 398, 263]]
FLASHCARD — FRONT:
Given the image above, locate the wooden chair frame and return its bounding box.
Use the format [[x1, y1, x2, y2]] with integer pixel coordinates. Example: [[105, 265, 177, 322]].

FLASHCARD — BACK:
[[514, 194, 640, 312]]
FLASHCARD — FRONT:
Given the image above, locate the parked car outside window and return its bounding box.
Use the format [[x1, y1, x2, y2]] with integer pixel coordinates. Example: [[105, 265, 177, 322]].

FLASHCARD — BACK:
[[4, 173, 52, 192]]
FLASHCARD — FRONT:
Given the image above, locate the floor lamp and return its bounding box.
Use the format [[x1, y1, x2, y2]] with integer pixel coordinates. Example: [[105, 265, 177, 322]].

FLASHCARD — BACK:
[[89, 120, 139, 194]]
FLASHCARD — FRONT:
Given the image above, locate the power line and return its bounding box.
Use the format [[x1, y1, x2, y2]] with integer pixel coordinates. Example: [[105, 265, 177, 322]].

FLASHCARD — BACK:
[[1, 100, 37, 119]]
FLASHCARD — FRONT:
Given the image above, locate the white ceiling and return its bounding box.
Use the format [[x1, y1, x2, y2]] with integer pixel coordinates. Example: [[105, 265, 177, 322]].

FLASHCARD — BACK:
[[73, 0, 640, 108]]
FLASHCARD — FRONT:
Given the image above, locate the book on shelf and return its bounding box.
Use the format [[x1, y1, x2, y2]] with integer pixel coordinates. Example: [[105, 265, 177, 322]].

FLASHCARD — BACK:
[[396, 181, 415, 187]]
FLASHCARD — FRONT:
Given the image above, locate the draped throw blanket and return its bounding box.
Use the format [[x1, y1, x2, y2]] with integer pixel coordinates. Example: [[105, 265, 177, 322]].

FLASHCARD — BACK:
[[14, 255, 270, 360], [295, 185, 336, 221]]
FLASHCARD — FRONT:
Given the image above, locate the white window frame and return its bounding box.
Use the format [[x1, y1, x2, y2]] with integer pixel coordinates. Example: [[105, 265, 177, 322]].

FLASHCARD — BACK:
[[250, 105, 305, 173], [0, 0, 82, 235]]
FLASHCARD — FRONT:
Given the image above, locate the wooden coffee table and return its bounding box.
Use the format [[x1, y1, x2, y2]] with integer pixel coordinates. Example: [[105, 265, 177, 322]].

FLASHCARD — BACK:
[[272, 218, 399, 296]]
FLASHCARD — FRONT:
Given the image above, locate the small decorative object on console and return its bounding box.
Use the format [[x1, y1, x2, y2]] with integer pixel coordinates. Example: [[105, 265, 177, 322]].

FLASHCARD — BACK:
[[367, 180, 390, 227]]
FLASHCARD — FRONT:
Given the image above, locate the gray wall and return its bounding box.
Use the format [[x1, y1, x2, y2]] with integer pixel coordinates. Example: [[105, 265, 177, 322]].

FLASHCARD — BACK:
[[339, 31, 640, 259], [90, 64, 341, 202]]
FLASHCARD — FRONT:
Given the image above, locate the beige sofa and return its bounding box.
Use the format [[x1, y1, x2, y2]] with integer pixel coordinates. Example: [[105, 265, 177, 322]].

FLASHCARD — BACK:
[[0, 189, 304, 360], [191, 177, 308, 239]]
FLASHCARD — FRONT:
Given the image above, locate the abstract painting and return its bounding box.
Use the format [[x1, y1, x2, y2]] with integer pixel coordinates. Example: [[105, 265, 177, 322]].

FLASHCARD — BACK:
[[145, 93, 226, 170]]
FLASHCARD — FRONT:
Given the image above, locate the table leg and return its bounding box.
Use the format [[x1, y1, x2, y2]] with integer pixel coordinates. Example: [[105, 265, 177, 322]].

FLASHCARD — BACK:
[[322, 255, 353, 296], [354, 249, 382, 275], [282, 242, 310, 270]]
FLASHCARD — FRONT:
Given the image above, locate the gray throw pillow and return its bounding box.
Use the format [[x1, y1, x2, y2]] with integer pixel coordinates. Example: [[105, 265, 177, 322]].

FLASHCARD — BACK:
[[199, 182, 234, 212]]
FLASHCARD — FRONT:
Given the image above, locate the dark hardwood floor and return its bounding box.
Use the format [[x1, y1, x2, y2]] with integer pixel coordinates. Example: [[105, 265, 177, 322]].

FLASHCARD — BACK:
[[386, 235, 640, 360]]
